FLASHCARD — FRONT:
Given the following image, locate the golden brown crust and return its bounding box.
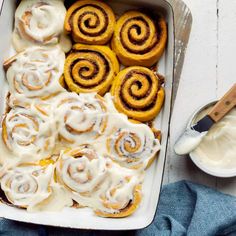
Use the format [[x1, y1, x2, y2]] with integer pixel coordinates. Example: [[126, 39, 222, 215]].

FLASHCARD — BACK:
[[111, 66, 165, 122], [64, 44, 119, 95], [2, 117, 9, 150], [112, 11, 167, 67], [64, 0, 116, 45]]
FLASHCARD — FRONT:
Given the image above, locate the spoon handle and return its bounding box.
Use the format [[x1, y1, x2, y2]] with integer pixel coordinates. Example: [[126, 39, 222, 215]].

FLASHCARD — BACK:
[[208, 83, 236, 122]]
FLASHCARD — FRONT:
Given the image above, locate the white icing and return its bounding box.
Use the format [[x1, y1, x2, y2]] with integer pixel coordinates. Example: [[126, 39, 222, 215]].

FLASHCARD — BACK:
[[32, 182, 73, 212], [104, 117, 160, 168], [12, 0, 71, 52], [1, 91, 160, 212], [57, 146, 143, 214], [192, 109, 236, 170], [174, 128, 207, 155], [2, 107, 56, 161], [54, 92, 108, 146], [1, 43, 161, 213], [5, 46, 65, 102], [58, 146, 107, 193], [0, 164, 53, 210]]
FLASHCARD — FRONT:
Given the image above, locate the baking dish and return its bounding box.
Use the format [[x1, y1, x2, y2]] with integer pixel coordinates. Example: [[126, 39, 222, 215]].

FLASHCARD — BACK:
[[0, 0, 174, 230]]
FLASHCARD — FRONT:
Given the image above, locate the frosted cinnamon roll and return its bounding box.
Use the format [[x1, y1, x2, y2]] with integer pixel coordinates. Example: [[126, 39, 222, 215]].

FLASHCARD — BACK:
[[111, 66, 165, 122], [2, 107, 56, 160], [112, 11, 167, 67], [7, 93, 54, 120], [95, 165, 143, 218], [55, 92, 108, 145], [0, 164, 53, 210], [106, 119, 160, 169], [12, 0, 71, 52], [0, 161, 6, 179], [57, 147, 143, 217], [56, 146, 107, 197], [64, 0, 115, 45], [3, 46, 65, 101], [64, 44, 119, 95]]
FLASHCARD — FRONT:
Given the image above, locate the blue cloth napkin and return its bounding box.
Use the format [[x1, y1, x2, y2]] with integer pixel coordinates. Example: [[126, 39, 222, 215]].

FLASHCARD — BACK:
[[0, 180, 236, 236]]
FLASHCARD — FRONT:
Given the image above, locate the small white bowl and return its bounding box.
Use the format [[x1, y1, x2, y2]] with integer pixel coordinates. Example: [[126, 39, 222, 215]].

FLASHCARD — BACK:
[[188, 100, 236, 178]]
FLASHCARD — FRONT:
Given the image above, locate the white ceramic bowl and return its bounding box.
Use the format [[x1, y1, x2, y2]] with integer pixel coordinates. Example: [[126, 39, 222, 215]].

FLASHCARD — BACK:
[[188, 100, 236, 178]]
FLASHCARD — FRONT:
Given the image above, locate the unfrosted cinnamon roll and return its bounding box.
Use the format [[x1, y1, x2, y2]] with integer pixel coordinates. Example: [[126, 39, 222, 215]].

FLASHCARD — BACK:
[[3, 46, 65, 101], [59, 75, 69, 91], [112, 11, 167, 67], [111, 66, 165, 122], [55, 92, 108, 145], [64, 0, 115, 45], [106, 119, 160, 169], [12, 0, 71, 52], [64, 44, 119, 95], [0, 163, 53, 210], [56, 146, 107, 197], [2, 107, 56, 159]]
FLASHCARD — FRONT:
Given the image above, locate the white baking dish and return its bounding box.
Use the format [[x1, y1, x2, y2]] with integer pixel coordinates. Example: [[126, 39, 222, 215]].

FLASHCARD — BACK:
[[0, 0, 174, 230]]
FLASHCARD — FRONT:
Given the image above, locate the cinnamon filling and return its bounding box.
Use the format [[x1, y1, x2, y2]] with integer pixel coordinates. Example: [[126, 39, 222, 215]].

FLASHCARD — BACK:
[[68, 50, 110, 89], [120, 16, 162, 54], [70, 4, 109, 37]]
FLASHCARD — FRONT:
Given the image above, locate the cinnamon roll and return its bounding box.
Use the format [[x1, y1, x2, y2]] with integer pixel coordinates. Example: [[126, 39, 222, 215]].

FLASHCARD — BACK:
[[12, 0, 71, 52], [2, 107, 56, 159], [3, 46, 65, 101], [106, 119, 160, 169], [64, 0, 115, 45], [0, 161, 6, 179], [95, 165, 143, 218], [0, 164, 53, 210], [59, 75, 69, 91], [55, 92, 108, 145], [95, 185, 142, 218], [111, 66, 165, 122], [112, 11, 167, 67], [7, 93, 54, 119], [56, 146, 107, 197], [64, 44, 119, 95], [57, 147, 143, 217]]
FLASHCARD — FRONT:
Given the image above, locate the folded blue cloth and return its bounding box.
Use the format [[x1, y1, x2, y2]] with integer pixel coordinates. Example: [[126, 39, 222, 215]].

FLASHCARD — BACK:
[[0, 181, 236, 236]]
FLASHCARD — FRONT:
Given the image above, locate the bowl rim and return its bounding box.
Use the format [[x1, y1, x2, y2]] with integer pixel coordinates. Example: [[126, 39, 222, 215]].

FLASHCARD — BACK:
[[188, 100, 236, 178]]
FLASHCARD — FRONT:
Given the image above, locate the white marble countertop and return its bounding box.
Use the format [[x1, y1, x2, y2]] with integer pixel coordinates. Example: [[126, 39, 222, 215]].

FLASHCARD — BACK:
[[165, 0, 236, 196]]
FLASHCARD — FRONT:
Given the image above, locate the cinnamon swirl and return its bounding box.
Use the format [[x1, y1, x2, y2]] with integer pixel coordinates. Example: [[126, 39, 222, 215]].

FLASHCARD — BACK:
[[64, 44, 119, 95], [55, 92, 108, 145], [64, 0, 115, 45], [2, 107, 56, 160], [111, 66, 165, 122], [94, 165, 143, 218], [106, 119, 160, 169], [3, 46, 65, 101], [57, 146, 143, 217], [0, 164, 53, 210], [56, 146, 107, 199], [112, 11, 167, 67]]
